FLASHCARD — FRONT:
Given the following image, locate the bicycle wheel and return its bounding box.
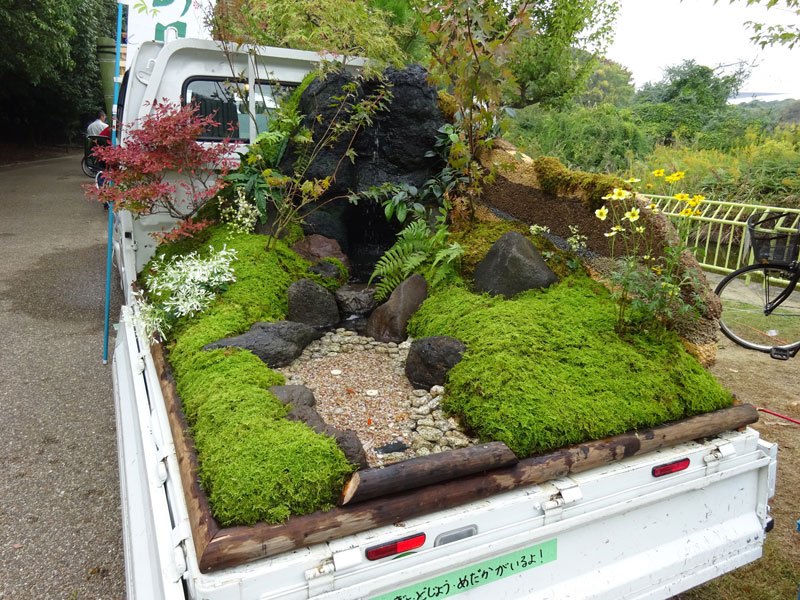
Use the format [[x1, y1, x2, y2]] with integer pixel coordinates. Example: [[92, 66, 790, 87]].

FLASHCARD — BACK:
[[81, 157, 97, 177], [715, 263, 800, 355]]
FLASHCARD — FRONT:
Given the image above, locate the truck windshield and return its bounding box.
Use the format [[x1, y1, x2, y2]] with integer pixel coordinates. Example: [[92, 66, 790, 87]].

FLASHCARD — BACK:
[[183, 78, 294, 142]]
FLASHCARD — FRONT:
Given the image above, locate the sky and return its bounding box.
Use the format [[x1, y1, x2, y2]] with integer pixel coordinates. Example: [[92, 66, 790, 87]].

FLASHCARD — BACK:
[[606, 0, 800, 101]]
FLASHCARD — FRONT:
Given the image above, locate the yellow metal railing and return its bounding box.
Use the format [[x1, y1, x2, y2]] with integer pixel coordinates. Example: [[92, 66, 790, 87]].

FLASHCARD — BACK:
[[645, 195, 800, 275]]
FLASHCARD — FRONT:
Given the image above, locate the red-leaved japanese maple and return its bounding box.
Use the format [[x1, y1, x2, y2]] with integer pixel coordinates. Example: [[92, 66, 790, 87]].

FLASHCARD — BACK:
[[88, 101, 236, 220]]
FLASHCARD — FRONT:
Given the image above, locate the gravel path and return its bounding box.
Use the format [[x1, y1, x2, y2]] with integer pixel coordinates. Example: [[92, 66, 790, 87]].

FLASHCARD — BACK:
[[0, 154, 124, 599]]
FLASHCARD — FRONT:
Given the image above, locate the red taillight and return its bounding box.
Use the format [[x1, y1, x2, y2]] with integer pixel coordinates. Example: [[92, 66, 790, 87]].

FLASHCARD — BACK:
[[652, 457, 691, 477], [365, 533, 426, 561]]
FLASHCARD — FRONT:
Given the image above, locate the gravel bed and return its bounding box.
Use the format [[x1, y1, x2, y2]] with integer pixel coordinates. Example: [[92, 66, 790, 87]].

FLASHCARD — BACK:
[[278, 329, 478, 467]]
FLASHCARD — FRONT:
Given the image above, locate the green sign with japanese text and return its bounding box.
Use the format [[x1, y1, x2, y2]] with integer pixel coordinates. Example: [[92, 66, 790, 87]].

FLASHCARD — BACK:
[[372, 538, 558, 600]]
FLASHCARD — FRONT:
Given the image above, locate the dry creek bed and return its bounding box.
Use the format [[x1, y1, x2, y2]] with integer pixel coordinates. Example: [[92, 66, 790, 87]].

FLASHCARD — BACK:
[[277, 329, 480, 468]]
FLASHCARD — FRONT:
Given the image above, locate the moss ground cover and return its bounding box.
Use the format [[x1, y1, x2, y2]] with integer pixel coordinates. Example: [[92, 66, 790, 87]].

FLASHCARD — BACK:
[[152, 226, 355, 526], [408, 277, 733, 457]]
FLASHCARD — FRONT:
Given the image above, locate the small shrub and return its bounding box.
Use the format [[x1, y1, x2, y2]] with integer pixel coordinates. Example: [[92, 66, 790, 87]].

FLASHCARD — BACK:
[[88, 101, 236, 220]]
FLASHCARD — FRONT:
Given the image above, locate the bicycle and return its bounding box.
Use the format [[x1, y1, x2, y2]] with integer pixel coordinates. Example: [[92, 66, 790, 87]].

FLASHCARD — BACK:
[[714, 211, 800, 360], [81, 134, 109, 177]]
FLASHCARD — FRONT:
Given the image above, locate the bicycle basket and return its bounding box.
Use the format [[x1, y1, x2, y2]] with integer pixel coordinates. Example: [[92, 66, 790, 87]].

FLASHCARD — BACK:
[[747, 211, 800, 264]]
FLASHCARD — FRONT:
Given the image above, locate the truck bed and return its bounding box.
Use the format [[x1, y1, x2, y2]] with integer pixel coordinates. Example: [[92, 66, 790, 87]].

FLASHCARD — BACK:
[[113, 302, 777, 600]]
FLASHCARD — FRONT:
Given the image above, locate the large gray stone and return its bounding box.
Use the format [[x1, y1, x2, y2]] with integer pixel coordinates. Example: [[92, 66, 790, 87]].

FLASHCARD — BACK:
[[405, 336, 466, 389], [335, 283, 378, 316], [366, 274, 428, 343], [269, 385, 316, 408], [203, 321, 323, 367], [473, 232, 558, 298], [287, 278, 340, 328]]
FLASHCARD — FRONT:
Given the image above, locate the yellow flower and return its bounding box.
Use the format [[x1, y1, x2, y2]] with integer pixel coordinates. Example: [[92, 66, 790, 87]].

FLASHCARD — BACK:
[[673, 193, 690, 201], [679, 207, 693, 217], [651, 169, 665, 177], [604, 230, 618, 238], [624, 177, 641, 184], [595, 206, 609, 221], [635, 226, 645, 233], [692, 194, 705, 202], [664, 170, 686, 183], [652, 265, 663, 275], [693, 209, 702, 216], [602, 188, 633, 200], [645, 183, 654, 189], [612, 225, 626, 232], [624, 207, 640, 222]]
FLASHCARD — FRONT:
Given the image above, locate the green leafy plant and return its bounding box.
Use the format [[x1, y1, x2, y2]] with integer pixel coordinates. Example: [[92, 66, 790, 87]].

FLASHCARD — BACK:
[[369, 209, 463, 301], [355, 155, 468, 226], [594, 183, 706, 334]]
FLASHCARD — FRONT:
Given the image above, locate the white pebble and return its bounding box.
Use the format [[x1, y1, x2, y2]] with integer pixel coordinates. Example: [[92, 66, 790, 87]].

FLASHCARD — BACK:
[[330, 369, 342, 376], [365, 389, 379, 397]]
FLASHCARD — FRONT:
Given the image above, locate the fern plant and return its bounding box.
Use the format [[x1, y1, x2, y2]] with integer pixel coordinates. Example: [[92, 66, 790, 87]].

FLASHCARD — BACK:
[[369, 213, 464, 301]]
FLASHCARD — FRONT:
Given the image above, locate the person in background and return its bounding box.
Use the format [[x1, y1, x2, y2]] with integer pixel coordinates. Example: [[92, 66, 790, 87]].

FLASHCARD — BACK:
[[87, 110, 107, 136]]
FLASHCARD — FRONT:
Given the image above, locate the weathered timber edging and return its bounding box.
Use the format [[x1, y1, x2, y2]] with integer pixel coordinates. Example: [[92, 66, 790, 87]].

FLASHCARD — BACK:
[[339, 441, 519, 505], [150, 342, 758, 573]]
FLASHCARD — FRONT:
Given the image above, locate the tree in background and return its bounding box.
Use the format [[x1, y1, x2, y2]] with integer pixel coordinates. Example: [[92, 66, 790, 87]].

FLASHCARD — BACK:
[[211, 0, 409, 68], [505, 103, 652, 172], [632, 60, 748, 145], [370, 0, 429, 63], [0, 0, 118, 144], [576, 57, 635, 108], [507, 0, 618, 107]]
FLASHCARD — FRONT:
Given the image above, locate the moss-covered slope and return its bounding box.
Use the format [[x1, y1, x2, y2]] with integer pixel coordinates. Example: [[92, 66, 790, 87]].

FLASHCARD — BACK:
[[407, 277, 733, 457], [154, 228, 355, 526]]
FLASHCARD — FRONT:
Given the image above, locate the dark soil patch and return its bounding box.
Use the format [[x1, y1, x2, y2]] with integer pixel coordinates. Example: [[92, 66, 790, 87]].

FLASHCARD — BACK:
[[483, 174, 612, 254]]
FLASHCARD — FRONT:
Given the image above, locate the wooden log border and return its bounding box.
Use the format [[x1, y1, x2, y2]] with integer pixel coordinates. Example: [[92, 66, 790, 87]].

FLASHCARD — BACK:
[[150, 342, 759, 574]]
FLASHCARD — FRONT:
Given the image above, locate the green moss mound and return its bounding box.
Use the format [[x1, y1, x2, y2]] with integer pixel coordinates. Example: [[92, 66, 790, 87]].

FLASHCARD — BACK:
[[176, 348, 286, 424], [200, 417, 353, 526], [408, 277, 733, 457], [532, 156, 627, 211], [153, 226, 355, 525]]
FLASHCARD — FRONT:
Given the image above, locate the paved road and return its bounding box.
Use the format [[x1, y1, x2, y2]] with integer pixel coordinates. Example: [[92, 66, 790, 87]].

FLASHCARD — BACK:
[[0, 154, 125, 599]]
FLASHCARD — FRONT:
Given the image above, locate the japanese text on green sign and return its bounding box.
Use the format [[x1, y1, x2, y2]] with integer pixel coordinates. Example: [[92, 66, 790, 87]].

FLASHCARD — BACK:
[[371, 538, 557, 600]]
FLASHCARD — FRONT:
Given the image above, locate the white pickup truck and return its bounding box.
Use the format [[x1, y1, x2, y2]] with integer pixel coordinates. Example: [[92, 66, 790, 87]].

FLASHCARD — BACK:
[[111, 38, 778, 600]]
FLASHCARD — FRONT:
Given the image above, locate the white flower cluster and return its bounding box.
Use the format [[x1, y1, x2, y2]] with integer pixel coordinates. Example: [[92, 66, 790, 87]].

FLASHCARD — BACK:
[[566, 225, 587, 253], [133, 245, 238, 340], [529, 224, 551, 237], [132, 289, 169, 340], [221, 188, 260, 234]]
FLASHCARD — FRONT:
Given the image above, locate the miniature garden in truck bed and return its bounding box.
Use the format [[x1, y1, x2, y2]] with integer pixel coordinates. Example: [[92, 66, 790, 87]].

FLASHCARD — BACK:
[[93, 64, 736, 529]]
